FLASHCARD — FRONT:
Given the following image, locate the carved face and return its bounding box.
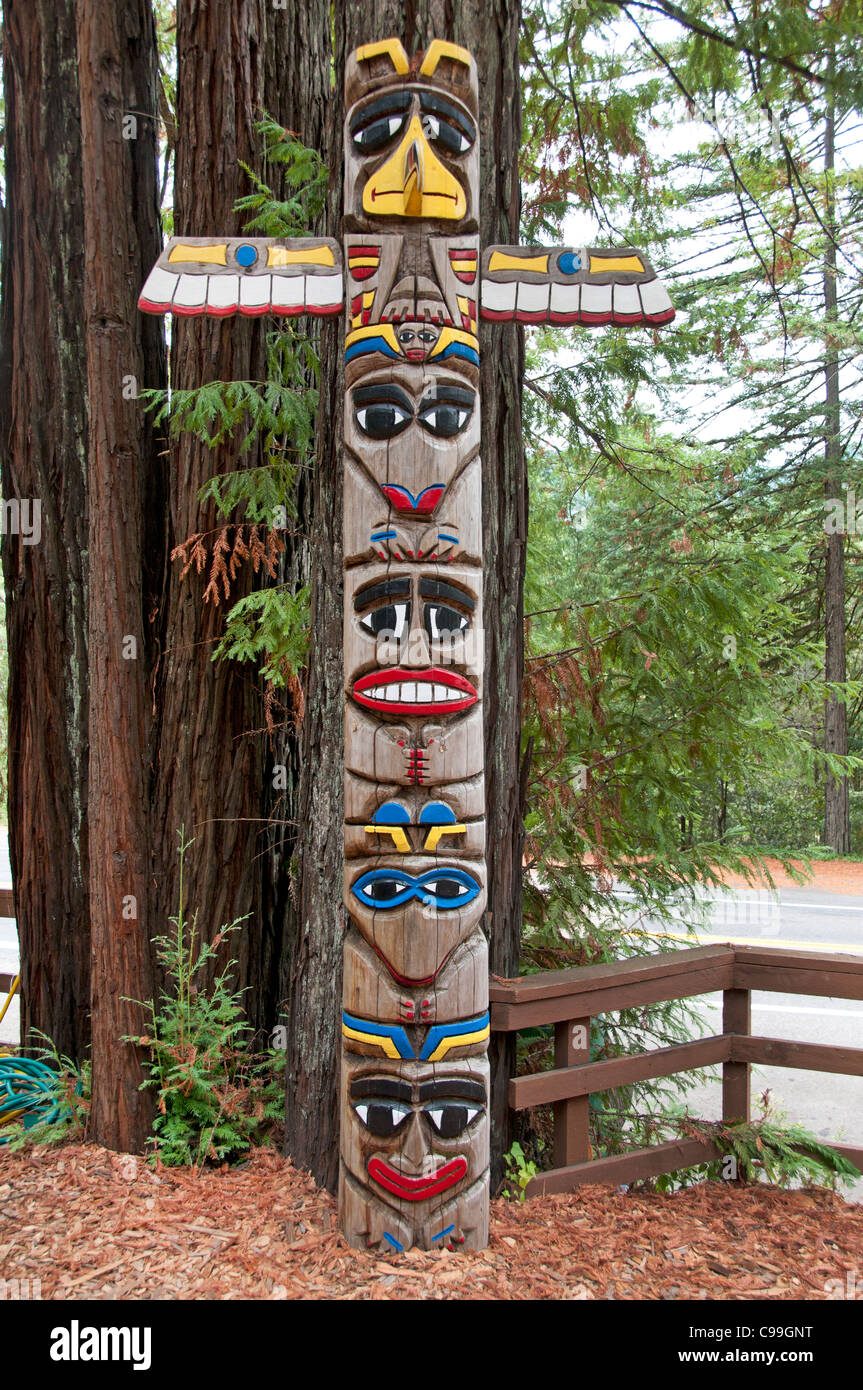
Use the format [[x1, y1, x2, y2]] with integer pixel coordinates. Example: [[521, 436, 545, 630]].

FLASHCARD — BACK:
[[345, 86, 479, 226], [345, 364, 479, 519], [344, 851, 487, 985], [342, 1058, 489, 1216], [345, 563, 483, 719]]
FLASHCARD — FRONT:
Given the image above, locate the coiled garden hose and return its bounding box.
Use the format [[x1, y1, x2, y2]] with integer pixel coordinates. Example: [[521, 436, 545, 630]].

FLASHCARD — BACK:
[[0, 1055, 63, 1139]]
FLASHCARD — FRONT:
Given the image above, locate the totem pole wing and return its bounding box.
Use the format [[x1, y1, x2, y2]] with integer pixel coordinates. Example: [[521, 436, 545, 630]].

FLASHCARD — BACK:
[[138, 236, 344, 317], [480, 244, 674, 327]]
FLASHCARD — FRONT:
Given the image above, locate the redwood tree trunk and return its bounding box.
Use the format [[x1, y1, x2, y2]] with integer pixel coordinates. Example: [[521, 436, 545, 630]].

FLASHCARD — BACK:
[[154, 0, 330, 1036], [77, 0, 167, 1151], [822, 92, 849, 854], [0, 1, 91, 1060], [286, 0, 526, 1193]]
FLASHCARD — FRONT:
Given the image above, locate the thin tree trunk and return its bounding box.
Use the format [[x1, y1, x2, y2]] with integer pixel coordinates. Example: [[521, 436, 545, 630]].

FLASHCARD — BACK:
[[286, 0, 525, 1193], [822, 88, 849, 854], [0, 1, 91, 1060], [77, 0, 167, 1151]]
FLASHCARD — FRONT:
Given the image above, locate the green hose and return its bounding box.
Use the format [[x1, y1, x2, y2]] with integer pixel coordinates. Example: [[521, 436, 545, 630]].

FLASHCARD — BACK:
[[0, 1056, 65, 1139]]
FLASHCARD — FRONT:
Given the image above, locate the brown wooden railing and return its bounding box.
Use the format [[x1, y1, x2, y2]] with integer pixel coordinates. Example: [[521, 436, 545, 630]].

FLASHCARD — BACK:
[[490, 943, 863, 1198], [0, 889, 15, 995]]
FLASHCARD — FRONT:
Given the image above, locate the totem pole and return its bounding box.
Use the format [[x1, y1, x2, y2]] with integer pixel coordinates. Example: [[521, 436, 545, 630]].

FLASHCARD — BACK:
[[139, 36, 674, 1254]]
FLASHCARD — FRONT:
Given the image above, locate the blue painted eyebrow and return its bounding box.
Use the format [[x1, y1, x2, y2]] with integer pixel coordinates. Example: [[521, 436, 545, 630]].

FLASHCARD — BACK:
[[372, 802, 410, 825], [418, 802, 457, 825]]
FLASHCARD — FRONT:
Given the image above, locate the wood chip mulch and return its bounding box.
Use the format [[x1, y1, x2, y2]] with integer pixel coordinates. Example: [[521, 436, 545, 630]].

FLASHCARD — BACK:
[[0, 1144, 860, 1300]]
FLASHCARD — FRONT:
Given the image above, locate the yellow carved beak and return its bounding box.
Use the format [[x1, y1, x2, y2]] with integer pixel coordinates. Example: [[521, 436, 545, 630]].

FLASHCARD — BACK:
[[363, 116, 466, 220]]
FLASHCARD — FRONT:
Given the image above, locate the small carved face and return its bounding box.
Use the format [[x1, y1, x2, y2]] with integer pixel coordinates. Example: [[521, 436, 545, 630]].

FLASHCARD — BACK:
[[342, 1058, 489, 1213]]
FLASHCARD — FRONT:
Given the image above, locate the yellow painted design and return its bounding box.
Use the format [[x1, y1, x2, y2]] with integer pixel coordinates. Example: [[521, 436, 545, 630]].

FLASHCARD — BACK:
[[342, 1023, 401, 1059], [420, 40, 473, 76], [427, 1023, 490, 1062], [355, 38, 410, 74], [428, 326, 479, 361], [365, 824, 411, 853], [423, 823, 467, 853], [349, 257, 380, 270], [168, 243, 227, 266], [363, 117, 466, 221], [588, 254, 644, 274], [488, 251, 549, 275], [267, 244, 335, 268], [345, 323, 401, 354]]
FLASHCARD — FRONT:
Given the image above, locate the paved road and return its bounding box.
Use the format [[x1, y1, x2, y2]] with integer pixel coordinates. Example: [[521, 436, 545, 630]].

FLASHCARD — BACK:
[[616, 885, 863, 1200]]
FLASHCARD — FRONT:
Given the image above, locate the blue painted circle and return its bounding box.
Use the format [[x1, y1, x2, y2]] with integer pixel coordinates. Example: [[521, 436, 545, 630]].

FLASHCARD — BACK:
[[558, 251, 582, 276], [235, 244, 257, 267]]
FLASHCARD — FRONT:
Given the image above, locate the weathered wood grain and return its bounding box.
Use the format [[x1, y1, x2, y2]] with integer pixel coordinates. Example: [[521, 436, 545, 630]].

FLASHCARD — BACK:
[[343, 925, 488, 1025]]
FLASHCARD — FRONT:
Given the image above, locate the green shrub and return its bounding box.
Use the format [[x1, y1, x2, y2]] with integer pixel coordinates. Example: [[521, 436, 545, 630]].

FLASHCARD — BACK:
[[125, 831, 284, 1167]]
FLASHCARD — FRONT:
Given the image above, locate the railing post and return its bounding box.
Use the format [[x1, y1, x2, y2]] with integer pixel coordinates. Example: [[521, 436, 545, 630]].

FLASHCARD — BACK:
[[722, 986, 751, 1123], [553, 1016, 591, 1168]]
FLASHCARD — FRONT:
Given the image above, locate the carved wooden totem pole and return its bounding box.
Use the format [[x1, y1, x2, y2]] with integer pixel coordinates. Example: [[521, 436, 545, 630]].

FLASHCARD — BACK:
[[139, 36, 674, 1254]]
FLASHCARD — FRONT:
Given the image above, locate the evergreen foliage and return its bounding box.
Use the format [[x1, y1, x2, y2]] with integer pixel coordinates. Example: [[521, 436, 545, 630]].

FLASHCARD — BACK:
[[124, 832, 284, 1167]]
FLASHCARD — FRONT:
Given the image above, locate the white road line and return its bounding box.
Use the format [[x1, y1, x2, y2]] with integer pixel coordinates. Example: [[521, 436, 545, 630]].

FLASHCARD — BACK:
[[701, 999, 863, 1019]]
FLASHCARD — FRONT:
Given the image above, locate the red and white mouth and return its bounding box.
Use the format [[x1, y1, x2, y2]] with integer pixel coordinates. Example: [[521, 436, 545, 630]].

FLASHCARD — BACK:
[[353, 668, 477, 714], [368, 1156, 467, 1201]]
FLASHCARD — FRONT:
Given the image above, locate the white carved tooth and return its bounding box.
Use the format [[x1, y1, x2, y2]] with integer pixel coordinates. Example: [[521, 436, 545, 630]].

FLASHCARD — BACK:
[[206, 275, 240, 314], [239, 275, 272, 312], [304, 274, 344, 310], [139, 266, 179, 311], [399, 684, 417, 703], [416, 683, 433, 702], [384, 685, 400, 701], [638, 278, 674, 319], [270, 274, 306, 313], [480, 278, 516, 315], [516, 280, 550, 317], [581, 282, 613, 318], [550, 281, 580, 319], [613, 282, 641, 319]]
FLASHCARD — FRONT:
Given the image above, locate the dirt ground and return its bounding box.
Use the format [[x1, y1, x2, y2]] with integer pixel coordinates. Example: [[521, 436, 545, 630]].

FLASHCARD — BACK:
[[712, 857, 863, 894], [0, 1144, 860, 1300]]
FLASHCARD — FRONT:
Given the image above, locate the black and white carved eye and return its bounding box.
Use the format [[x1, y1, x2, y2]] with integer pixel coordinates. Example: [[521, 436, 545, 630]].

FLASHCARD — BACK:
[[424, 603, 469, 642], [417, 386, 474, 439], [419, 94, 475, 156], [350, 94, 411, 154], [355, 400, 412, 439], [421, 876, 473, 901], [354, 1101, 412, 1137], [360, 602, 410, 642], [354, 383, 414, 440], [423, 1103, 481, 1139]]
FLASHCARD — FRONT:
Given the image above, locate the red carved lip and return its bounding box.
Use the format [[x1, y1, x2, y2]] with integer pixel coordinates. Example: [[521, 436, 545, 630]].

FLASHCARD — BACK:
[[368, 1156, 468, 1201], [353, 668, 477, 715]]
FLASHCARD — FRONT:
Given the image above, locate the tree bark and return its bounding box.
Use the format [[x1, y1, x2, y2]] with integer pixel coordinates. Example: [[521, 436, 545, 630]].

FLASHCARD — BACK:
[[154, 0, 331, 1038], [0, 1, 91, 1060], [77, 0, 167, 1151], [285, 0, 525, 1193], [822, 90, 849, 854]]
